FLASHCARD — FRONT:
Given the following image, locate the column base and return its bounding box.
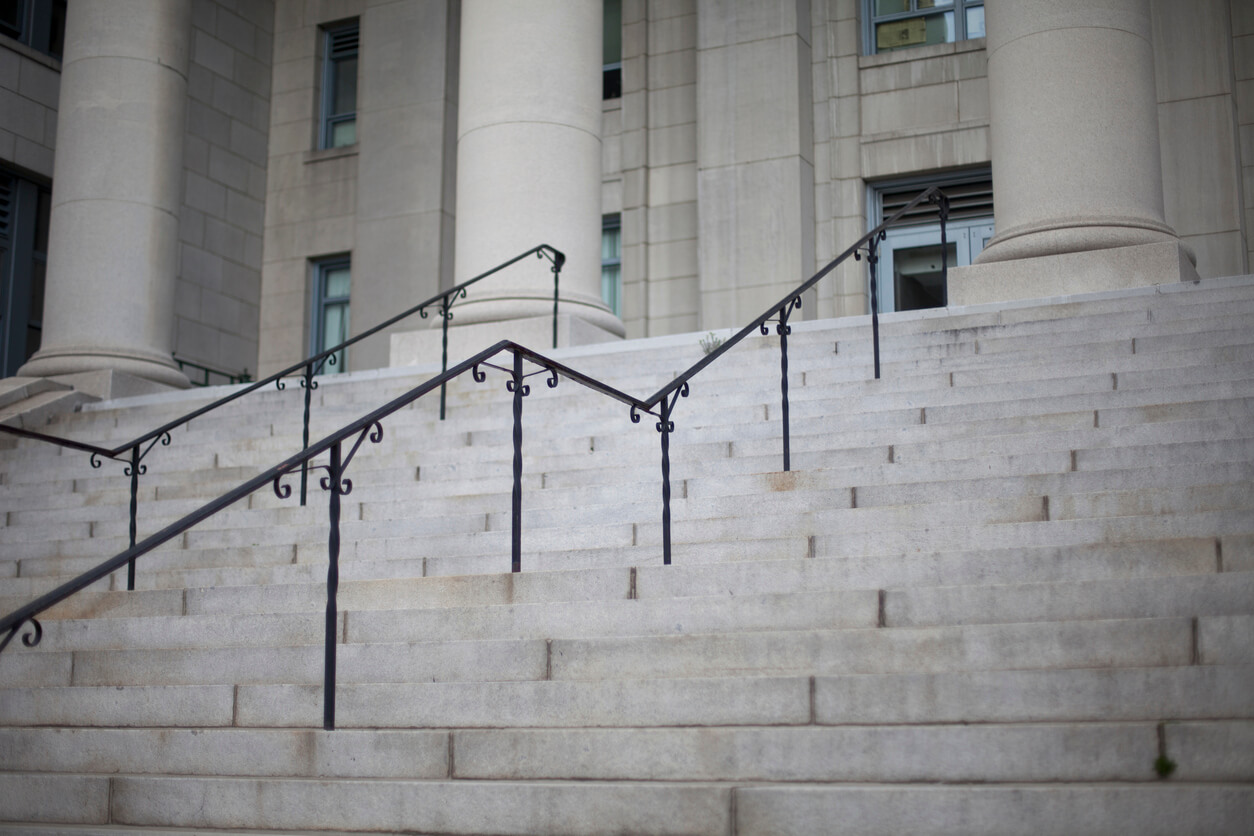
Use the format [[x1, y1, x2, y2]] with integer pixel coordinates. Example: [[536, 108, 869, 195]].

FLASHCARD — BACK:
[[390, 313, 623, 368], [19, 347, 190, 391], [948, 241, 1201, 307]]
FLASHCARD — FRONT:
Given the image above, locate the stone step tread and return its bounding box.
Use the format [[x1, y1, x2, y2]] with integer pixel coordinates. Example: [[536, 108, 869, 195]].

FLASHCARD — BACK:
[[10, 614, 1244, 683], [1, 531, 1234, 616], [1, 721, 1250, 784], [3, 775, 1253, 836]]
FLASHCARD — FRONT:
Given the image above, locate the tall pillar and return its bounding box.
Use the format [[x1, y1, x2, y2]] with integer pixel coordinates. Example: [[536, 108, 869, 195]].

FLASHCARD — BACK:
[[950, 0, 1197, 305], [450, 0, 622, 338], [19, 0, 191, 388]]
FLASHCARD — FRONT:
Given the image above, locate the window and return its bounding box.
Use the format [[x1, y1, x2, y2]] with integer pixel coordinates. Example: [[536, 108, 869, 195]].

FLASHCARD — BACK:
[[864, 0, 984, 54], [0, 0, 67, 59], [311, 257, 350, 373], [603, 0, 621, 99], [868, 171, 993, 313], [0, 167, 51, 377], [320, 21, 358, 149], [601, 215, 621, 316]]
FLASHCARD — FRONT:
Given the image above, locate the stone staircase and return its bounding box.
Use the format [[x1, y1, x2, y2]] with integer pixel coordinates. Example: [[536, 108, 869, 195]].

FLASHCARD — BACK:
[[0, 276, 1252, 834]]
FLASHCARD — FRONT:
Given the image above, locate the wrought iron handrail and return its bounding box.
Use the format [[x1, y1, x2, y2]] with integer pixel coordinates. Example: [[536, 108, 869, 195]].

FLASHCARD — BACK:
[[0, 188, 948, 730], [0, 244, 565, 588], [174, 357, 252, 387]]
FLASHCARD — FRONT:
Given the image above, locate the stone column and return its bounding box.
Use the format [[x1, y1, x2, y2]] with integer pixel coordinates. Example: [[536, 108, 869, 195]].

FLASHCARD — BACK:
[[951, 0, 1197, 305], [450, 0, 621, 339], [20, 0, 191, 389]]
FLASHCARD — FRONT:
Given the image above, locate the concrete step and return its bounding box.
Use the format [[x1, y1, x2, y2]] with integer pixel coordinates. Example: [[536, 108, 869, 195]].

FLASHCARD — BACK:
[[731, 783, 1254, 836], [6, 721, 1247, 784]]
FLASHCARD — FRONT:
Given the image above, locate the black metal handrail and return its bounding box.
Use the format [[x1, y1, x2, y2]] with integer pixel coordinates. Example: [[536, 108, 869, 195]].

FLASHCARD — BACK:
[[0, 188, 948, 730], [174, 357, 252, 387], [0, 244, 565, 588]]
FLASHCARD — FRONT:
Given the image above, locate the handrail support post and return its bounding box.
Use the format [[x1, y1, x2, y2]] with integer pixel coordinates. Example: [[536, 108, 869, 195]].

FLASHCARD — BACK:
[[127, 445, 140, 591], [439, 296, 451, 421], [510, 351, 525, 573], [868, 234, 883, 380], [323, 441, 342, 731], [300, 362, 315, 506], [658, 399, 673, 566]]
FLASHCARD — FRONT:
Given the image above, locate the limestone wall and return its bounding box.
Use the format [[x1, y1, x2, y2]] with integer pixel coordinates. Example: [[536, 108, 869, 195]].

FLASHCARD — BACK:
[[1152, 0, 1247, 279], [176, 0, 274, 380], [0, 40, 58, 179], [258, 0, 458, 376]]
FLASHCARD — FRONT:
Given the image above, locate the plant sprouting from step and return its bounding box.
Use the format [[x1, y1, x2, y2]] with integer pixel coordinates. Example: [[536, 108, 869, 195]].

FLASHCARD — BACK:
[[1153, 755, 1176, 779], [700, 331, 725, 355]]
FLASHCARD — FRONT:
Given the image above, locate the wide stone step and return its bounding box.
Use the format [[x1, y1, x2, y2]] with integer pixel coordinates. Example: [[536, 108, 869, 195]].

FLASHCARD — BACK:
[[0, 773, 734, 835], [731, 783, 1254, 836], [7, 721, 1247, 784]]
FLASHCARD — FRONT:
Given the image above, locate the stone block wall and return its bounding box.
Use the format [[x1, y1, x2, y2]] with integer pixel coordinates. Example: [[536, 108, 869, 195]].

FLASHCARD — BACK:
[[258, 0, 458, 376], [616, 0, 701, 339], [1227, 0, 1254, 275], [1152, 0, 1247, 279], [0, 41, 58, 179], [176, 0, 275, 379]]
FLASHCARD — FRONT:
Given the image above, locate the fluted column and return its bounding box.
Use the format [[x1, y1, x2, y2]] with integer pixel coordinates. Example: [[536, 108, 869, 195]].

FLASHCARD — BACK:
[[952, 0, 1197, 304], [20, 0, 191, 388], [450, 0, 622, 336]]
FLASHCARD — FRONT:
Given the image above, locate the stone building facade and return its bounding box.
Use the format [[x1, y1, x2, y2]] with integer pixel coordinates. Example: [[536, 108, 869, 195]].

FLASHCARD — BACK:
[[1, 0, 1250, 390]]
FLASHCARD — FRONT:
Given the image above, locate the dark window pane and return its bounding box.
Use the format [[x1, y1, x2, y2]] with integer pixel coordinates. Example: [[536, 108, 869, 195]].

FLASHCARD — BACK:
[[603, 0, 621, 65], [33, 186, 50, 253], [0, 0, 23, 38], [47, 0, 65, 57], [603, 66, 621, 99], [332, 55, 357, 115]]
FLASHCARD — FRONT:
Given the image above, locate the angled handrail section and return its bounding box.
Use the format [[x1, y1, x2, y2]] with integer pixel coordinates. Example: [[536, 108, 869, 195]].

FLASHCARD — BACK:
[[0, 187, 949, 730], [0, 244, 565, 588]]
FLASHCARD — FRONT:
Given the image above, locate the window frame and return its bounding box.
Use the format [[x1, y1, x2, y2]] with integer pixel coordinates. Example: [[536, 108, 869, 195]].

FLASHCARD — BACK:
[[863, 0, 984, 56], [600, 214, 622, 317], [603, 0, 622, 99], [319, 20, 359, 150], [0, 0, 67, 59], [310, 256, 351, 374], [866, 169, 993, 314], [0, 166, 51, 377]]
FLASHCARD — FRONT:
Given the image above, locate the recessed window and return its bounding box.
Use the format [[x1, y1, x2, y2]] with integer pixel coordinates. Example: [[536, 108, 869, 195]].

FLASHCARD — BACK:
[[603, 0, 622, 99], [1, 0, 66, 59], [868, 172, 993, 312], [311, 257, 351, 373], [320, 21, 359, 149], [601, 215, 621, 316], [865, 0, 984, 55], [0, 167, 51, 377]]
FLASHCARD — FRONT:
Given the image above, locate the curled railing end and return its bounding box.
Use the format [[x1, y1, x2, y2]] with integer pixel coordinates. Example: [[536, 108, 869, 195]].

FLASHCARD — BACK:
[[0, 617, 42, 655]]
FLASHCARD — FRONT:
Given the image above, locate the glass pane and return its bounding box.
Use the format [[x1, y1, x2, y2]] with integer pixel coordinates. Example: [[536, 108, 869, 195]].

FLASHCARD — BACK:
[[332, 56, 357, 115], [601, 264, 620, 316], [330, 119, 356, 148], [876, 10, 953, 50], [602, 226, 621, 260], [33, 187, 50, 253], [324, 265, 351, 299], [965, 5, 985, 39], [0, 0, 22, 36], [892, 241, 955, 311], [919, 0, 953, 8], [28, 255, 44, 322], [925, 11, 954, 45], [603, 0, 622, 65], [874, 0, 909, 14]]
